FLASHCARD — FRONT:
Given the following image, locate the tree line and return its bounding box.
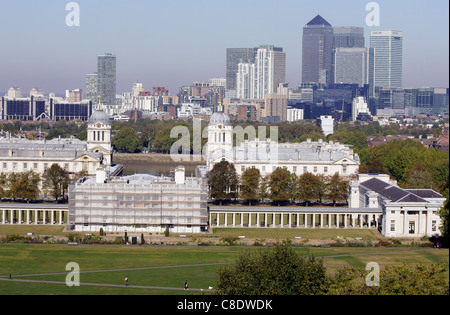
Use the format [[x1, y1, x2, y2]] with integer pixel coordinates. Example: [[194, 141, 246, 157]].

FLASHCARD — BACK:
[[0, 164, 81, 202], [207, 160, 349, 206]]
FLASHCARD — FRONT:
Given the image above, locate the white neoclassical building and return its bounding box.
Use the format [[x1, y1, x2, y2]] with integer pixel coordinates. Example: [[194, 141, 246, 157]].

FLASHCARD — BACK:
[[205, 109, 360, 177], [0, 110, 114, 178], [349, 174, 445, 238]]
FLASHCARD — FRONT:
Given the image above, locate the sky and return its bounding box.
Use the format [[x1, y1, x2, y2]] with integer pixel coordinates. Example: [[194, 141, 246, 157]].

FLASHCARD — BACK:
[[0, 0, 448, 95]]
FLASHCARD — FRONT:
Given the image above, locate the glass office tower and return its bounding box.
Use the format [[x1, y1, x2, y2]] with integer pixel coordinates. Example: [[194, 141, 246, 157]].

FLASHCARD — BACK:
[[302, 15, 334, 85], [369, 31, 403, 96]]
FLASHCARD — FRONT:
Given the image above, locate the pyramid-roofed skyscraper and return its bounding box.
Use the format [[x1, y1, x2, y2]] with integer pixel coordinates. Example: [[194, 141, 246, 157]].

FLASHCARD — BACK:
[[302, 15, 333, 85]]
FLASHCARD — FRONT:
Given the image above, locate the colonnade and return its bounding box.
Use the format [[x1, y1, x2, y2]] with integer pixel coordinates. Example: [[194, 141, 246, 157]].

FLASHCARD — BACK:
[[0, 207, 68, 225], [209, 209, 381, 229]]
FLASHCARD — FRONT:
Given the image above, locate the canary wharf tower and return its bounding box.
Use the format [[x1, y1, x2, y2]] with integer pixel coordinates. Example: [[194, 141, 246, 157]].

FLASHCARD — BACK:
[[302, 15, 333, 85]]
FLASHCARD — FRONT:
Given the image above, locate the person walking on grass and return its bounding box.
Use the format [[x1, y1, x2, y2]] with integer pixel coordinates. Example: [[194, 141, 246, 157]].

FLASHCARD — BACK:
[[184, 280, 189, 290], [125, 276, 128, 286]]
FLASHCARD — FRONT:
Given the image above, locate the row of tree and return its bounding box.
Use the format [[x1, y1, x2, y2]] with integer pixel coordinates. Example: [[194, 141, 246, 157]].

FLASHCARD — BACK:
[[207, 161, 349, 206], [0, 164, 75, 202]]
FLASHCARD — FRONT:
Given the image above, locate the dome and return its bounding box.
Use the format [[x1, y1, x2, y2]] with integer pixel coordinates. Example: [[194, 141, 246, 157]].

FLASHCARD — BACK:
[[89, 110, 111, 125], [209, 111, 231, 127]]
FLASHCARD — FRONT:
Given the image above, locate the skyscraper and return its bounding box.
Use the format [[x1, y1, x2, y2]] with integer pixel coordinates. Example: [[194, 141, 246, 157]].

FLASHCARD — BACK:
[[333, 26, 365, 49], [369, 30, 403, 95], [334, 47, 369, 87], [97, 53, 116, 105], [302, 15, 333, 85], [226, 48, 257, 91], [85, 73, 98, 103], [235, 46, 286, 99]]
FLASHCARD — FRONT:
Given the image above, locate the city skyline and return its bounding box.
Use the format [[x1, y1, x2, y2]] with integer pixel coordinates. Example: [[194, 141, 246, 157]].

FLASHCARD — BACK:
[[0, 0, 448, 95]]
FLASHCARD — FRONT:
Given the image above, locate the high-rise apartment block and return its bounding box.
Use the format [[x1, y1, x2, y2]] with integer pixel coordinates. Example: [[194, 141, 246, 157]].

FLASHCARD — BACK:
[[235, 46, 286, 99], [97, 53, 117, 105]]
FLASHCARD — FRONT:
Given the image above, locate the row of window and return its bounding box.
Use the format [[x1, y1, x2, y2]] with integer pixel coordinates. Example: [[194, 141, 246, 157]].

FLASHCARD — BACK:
[[1, 161, 69, 171], [240, 165, 347, 174], [390, 220, 437, 233]]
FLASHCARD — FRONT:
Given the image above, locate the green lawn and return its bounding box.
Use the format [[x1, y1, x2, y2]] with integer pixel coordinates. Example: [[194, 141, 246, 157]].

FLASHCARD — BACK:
[[0, 244, 448, 295], [212, 227, 380, 240]]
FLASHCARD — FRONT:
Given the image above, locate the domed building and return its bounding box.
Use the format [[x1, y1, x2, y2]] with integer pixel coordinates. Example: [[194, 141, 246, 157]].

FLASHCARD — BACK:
[[87, 110, 113, 165], [206, 109, 360, 177]]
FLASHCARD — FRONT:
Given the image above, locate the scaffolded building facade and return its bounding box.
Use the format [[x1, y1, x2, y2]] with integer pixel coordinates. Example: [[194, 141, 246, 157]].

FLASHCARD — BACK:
[[68, 167, 208, 234]]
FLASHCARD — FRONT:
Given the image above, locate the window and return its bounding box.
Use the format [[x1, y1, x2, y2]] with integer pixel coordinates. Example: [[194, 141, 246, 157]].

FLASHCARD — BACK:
[[390, 220, 395, 232], [34, 163, 38, 169], [241, 166, 245, 172], [23, 163, 28, 169], [343, 165, 347, 173], [13, 162, 17, 170], [303, 166, 307, 173], [432, 220, 437, 232], [293, 166, 297, 173], [324, 167, 328, 173], [313, 166, 317, 173]]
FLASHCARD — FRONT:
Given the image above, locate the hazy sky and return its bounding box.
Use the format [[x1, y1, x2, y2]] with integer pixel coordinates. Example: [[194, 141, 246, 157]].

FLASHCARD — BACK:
[[0, 0, 448, 95]]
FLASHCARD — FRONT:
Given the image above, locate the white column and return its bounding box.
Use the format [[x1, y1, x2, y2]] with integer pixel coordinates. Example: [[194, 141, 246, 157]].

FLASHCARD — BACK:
[[19, 210, 22, 224], [312, 213, 316, 228], [296, 214, 299, 228], [280, 213, 284, 227], [241, 213, 244, 227], [1, 210, 4, 224], [224, 213, 228, 226], [403, 211, 407, 235], [304, 214, 308, 228], [418, 211, 422, 236], [209, 212, 212, 227], [51, 210, 54, 225], [335, 214, 339, 228], [43, 210, 46, 225], [288, 213, 292, 228], [27, 210, 30, 224], [35, 210, 38, 224], [344, 214, 348, 228], [264, 213, 268, 227], [232, 212, 235, 227], [256, 212, 260, 227], [320, 214, 323, 228], [272, 213, 275, 227], [425, 210, 430, 236], [10, 210, 14, 224]]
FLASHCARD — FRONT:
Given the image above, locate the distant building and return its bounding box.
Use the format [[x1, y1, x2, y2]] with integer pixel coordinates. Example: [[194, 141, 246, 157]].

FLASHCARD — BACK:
[[206, 110, 358, 177], [1, 96, 46, 121], [369, 30, 403, 95], [352, 96, 371, 121], [318, 115, 334, 137], [97, 53, 116, 105], [287, 108, 304, 122], [302, 15, 334, 85], [334, 48, 369, 87], [49, 99, 93, 122]]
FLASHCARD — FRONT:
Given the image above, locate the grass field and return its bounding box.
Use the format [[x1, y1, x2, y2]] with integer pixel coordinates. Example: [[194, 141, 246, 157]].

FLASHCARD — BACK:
[[0, 244, 448, 295]]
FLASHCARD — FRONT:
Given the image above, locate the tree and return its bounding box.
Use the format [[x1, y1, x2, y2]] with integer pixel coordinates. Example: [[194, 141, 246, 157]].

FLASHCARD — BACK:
[[216, 245, 328, 295], [296, 172, 320, 206], [7, 171, 41, 200], [112, 127, 142, 153], [404, 163, 435, 190], [269, 168, 295, 205], [326, 173, 349, 206], [207, 161, 238, 204], [42, 164, 70, 201], [239, 168, 261, 205]]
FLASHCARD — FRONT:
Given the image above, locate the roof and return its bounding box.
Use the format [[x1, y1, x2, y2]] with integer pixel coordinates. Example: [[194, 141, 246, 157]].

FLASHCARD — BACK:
[[306, 15, 331, 27], [361, 178, 443, 203], [209, 111, 231, 127], [89, 110, 111, 125]]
